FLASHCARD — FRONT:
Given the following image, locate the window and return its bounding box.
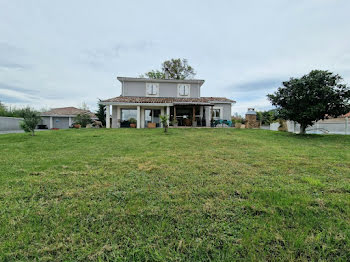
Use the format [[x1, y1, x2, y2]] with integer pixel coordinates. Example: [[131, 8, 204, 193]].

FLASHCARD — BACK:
[[212, 109, 221, 119], [178, 84, 190, 97], [146, 83, 159, 96]]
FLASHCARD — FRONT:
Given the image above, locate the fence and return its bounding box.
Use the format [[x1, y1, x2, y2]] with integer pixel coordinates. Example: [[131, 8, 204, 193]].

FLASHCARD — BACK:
[[0, 116, 23, 131], [261, 118, 349, 135]]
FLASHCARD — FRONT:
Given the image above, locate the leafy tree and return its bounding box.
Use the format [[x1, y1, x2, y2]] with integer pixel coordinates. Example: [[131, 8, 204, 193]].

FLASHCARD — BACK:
[[144, 70, 165, 79], [256, 109, 279, 125], [19, 108, 41, 136], [96, 100, 106, 127], [268, 70, 350, 134], [74, 113, 92, 128], [159, 115, 169, 133], [144, 58, 196, 80], [0, 101, 6, 116]]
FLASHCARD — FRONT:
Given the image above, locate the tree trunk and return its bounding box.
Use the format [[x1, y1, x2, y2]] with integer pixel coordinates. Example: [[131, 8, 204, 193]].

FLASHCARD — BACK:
[[300, 124, 307, 135], [164, 125, 168, 133]]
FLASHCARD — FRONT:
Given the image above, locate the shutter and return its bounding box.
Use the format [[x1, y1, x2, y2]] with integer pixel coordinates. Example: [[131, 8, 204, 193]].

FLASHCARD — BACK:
[[184, 85, 189, 96], [154, 84, 159, 95], [146, 84, 152, 95]]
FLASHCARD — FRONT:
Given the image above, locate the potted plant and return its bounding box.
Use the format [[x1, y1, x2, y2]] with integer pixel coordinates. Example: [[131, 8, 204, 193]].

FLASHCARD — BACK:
[[129, 118, 137, 128], [171, 118, 178, 127], [73, 124, 81, 129]]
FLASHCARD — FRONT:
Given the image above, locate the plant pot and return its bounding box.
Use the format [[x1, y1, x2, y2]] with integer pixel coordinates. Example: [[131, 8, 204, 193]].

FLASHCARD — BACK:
[[130, 123, 136, 128], [147, 122, 156, 128], [74, 124, 81, 129]]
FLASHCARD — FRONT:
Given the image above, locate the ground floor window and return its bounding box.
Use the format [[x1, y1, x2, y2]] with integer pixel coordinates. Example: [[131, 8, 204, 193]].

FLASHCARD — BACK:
[[121, 109, 137, 128], [145, 109, 161, 128], [212, 109, 221, 119]]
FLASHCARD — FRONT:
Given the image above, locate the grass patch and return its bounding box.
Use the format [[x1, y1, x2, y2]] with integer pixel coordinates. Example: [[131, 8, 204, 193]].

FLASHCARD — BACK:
[[0, 128, 350, 261]]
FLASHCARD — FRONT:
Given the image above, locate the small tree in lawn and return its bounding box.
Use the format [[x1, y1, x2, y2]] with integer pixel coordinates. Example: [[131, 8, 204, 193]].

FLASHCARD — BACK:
[[20, 108, 41, 136], [268, 70, 350, 134], [96, 100, 106, 127], [74, 113, 92, 128], [160, 115, 169, 133]]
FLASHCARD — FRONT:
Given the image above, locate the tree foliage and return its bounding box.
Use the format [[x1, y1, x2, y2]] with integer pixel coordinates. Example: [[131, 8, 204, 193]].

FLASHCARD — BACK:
[[144, 58, 196, 80], [0, 102, 36, 118], [19, 108, 41, 136], [256, 110, 279, 125], [74, 113, 92, 128], [268, 70, 350, 134], [159, 115, 169, 133], [96, 101, 106, 127]]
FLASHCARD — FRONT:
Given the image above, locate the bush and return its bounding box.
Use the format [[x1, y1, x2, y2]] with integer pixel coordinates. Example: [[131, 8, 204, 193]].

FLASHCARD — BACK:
[[74, 113, 92, 128], [19, 108, 41, 136], [129, 118, 137, 124]]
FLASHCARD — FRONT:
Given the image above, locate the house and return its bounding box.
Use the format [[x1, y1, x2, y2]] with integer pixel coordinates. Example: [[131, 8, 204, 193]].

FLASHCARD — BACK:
[[100, 77, 235, 128], [40, 107, 97, 129]]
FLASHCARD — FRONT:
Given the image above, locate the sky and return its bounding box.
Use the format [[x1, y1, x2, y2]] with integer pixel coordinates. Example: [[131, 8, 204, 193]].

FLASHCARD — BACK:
[[1, 0, 350, 115]]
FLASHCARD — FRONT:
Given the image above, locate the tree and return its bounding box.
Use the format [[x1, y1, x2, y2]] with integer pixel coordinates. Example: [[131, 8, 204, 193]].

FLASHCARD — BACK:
[[144, 70, 165, 79], [268, 70, 350, 134], [159, 115, 169, 133], [19, 108, 41, 136], [74, 113, 92, 128], [144, 58, 196, 80], [96, 100, 106, 127], [0, 101, 6, 116], [256, 109, 279, 125]]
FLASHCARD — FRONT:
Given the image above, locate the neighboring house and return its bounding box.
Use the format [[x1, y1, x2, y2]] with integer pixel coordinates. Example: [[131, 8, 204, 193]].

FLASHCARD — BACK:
[[40, 107, 97, 129], [100, 77, 235, 128]]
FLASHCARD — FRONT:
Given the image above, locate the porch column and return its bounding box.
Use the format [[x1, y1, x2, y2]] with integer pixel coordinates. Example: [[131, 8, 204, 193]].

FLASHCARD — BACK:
[[200, 106, 203, 126], [141, 108, 145, 128], [166, 106, 170, 126], [112, 106, 118, 128], [68, 117, 72, 127], [205, 106, 211, 127], [106, 105, 110, 128], [49, 116, 53, 129], [192, 106, 196, 127], [137, 106, 141, 128]]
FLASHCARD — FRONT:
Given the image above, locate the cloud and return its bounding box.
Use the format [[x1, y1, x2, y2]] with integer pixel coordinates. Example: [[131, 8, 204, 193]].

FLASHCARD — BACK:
[[0, 94, 31, 103], [229, 79, 282, 92], [0, 0, 349, 115], [0, 83, 37, 95]]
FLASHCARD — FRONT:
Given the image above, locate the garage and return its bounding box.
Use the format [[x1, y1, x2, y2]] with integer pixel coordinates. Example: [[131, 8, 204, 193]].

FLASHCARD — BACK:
[[40, 107, 97, 129]]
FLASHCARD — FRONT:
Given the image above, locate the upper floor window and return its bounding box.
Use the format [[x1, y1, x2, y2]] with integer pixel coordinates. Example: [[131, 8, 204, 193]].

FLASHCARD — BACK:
[[178, 84, 190, 97], [146, 83, 159, 97]]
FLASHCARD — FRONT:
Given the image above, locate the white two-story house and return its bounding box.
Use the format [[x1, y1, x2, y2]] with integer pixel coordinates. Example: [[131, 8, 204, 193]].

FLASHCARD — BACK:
[[100, 76, 235, 128]]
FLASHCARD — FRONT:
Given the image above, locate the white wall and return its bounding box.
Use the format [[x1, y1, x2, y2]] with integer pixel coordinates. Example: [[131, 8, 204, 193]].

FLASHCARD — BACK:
[[0, 117, 23, 131], [261, 118, 350, 135]]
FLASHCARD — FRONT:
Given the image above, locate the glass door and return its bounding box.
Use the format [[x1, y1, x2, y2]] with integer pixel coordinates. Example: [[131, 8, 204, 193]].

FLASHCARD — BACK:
[[144, 109, 161, 128]]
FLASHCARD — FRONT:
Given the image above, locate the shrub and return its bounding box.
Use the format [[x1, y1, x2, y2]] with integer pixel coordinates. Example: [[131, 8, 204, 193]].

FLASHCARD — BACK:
[[19, 108, 41, 136], [129, 118, 137, 124], [74, 113, 92, 128]]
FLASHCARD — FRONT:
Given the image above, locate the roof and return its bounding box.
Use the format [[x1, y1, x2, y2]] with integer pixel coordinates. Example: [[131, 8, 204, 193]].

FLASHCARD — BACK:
[[117, 77, 205, 86], [100, 96, 235, 105], [41, 107, 97, 118]]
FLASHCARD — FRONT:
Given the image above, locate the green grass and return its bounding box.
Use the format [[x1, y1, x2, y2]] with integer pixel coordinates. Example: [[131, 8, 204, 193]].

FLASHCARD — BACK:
[[0, 128, 350, 261]]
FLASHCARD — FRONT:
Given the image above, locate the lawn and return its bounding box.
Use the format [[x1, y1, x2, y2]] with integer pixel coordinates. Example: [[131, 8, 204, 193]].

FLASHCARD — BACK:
[[0, 128, 350, 261]]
